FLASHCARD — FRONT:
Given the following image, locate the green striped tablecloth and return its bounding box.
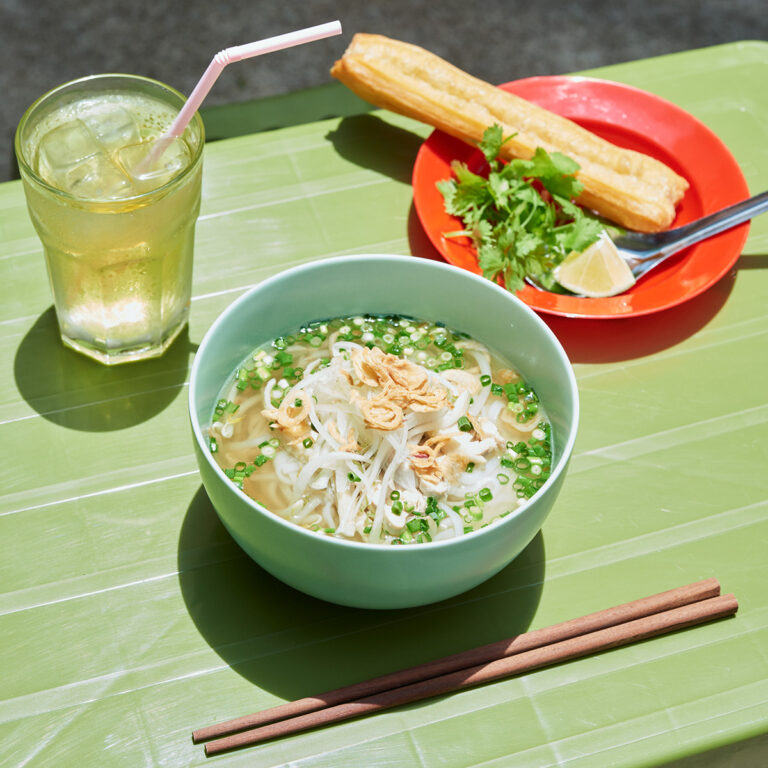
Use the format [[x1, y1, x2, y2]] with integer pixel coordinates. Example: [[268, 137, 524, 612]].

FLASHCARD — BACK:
[[1, 41, 766, 767]]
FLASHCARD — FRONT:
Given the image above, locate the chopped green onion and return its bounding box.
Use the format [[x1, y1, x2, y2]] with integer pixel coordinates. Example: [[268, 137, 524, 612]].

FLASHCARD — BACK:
[[465, 461, 475, 473], [463, 525, 474, 534], [491, 383, 504, 396], [391, 500, 403, 514], [390, 490, 400, 500], [347, 472, 361, 483], [480, 374, 491, 386], [302, 437, 314, 448], [457, 415, 472, 432], [479, 487, 493, 502], [497, 473, 510, 485], [254, 455, 268, 467], [363, 525, 372, 534]]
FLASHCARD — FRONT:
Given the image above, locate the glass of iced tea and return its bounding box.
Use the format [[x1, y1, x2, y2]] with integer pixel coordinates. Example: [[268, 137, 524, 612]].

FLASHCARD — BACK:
[[14, 74, 204, 365]]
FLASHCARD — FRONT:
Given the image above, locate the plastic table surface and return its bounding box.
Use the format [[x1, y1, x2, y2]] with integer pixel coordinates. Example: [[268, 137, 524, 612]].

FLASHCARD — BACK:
[[1, 41, 766, 768]]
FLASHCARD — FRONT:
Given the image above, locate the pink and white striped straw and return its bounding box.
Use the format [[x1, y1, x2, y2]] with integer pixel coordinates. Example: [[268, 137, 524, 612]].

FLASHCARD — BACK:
[[145, 20, 342, 166]]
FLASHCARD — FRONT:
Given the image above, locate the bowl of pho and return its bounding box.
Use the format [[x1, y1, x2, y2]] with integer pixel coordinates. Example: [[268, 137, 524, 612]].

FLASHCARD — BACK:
[[189, 254, 578, 609]]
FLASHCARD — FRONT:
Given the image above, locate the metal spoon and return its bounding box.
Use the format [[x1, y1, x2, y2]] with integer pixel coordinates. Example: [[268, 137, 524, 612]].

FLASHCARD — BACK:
[[530, 190, 768, 295]]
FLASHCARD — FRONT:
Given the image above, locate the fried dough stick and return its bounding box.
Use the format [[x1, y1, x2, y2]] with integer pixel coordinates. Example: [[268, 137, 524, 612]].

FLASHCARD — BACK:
[[331, 34, 688, 232]]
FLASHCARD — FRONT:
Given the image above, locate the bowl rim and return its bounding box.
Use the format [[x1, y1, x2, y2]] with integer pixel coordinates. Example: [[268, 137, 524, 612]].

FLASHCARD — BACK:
[[189, 254, 579, 553]]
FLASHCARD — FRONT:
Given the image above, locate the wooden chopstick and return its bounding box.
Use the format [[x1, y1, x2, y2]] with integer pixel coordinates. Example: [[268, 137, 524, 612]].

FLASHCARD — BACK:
[[193, 578, 720, 744], [203, 592, 737, 756]]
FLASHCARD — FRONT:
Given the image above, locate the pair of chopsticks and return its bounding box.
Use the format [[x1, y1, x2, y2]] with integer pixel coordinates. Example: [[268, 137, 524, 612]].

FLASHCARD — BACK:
[[193, 578, 736, 756]]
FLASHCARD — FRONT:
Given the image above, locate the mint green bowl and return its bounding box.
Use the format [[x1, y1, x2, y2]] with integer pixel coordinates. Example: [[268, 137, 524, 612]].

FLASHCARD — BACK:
[[189, 255, 578, 609]]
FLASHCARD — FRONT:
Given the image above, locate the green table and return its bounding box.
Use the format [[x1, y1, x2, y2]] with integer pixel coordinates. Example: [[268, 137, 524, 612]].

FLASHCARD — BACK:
[[1, 41, 766, 767]]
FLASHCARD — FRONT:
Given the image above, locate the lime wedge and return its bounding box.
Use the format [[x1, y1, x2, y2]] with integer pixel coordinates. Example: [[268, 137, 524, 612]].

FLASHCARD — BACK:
[[554, 233, 636, 298]]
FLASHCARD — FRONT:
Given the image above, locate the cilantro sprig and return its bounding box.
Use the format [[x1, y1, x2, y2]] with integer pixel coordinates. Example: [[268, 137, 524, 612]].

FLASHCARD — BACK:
[[437, 124, 604, 292]]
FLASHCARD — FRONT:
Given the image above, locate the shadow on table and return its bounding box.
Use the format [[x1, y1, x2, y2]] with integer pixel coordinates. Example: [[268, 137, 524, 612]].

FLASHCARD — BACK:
[[14, 306, 196, 431], [325, 114, 424, 184], [658, 731, 768, 768], [178, 484, 546, 700], [542, 270, 735, 364], [736, 252, 768, 270], [407, 202, 740, 363]]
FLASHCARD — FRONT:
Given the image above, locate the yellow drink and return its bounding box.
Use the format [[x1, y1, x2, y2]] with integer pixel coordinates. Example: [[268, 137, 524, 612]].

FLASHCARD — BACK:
[[15, 75, 204, 364]]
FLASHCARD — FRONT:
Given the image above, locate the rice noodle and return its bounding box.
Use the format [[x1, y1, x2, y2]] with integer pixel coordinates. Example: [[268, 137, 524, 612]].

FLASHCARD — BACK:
[[295, 450, 372, 495], [209, 314, 552, 546]]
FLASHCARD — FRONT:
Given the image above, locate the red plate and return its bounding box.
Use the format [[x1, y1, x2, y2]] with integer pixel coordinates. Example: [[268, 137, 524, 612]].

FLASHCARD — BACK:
[[412, 76, 750, 318]]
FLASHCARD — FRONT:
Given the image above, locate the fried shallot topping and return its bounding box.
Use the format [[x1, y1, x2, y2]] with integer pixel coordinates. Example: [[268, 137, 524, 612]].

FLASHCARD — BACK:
[[261, 390, 311, 441], [408, 443, 442, 482], [327, 419, 359, 452], [353, 392, 404, 431], [350, 347, 448, 430], [408, 431, 478, 483]]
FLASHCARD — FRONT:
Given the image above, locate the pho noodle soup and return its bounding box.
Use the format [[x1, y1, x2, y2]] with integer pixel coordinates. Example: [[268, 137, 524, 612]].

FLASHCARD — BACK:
[[208, 315, 552, 545]]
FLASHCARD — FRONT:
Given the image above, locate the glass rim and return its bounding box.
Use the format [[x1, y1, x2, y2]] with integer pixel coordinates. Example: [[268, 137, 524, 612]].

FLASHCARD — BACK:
[[14, 73, 205, 206]]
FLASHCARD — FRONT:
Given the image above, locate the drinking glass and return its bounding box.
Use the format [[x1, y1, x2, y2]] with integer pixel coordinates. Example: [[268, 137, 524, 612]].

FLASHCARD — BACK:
[[15, 74, 204, 365]]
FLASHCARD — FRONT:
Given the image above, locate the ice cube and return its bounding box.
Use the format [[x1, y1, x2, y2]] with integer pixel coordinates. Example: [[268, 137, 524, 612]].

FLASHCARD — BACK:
[[81, 104, 140, 152], [65, 153, 133, 200], [37, 119, 99, 187], [117, 138, 191, 190]]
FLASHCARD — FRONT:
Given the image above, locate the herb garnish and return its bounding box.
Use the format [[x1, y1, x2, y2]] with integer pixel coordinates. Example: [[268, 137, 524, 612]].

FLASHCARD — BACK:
[[437, 124, 604, 292]]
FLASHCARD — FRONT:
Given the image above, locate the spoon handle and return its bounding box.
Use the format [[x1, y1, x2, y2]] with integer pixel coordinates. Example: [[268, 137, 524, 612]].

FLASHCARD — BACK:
[[657, 190, 768, 257]]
